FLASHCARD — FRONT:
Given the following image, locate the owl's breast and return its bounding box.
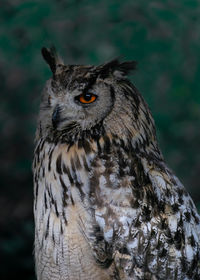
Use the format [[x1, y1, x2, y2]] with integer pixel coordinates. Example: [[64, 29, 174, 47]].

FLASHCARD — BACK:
[[35, 180, 115, 279], [34, 141, 115, 280], [37, 201, 113, 280]]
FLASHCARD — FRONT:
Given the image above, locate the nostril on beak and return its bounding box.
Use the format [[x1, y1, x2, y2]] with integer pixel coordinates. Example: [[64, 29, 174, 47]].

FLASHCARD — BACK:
[[52, 105, 60, 129]]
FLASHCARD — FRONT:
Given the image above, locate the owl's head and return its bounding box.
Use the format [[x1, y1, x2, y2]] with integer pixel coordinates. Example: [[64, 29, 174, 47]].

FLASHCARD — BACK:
[[38, 47, 158, 154]]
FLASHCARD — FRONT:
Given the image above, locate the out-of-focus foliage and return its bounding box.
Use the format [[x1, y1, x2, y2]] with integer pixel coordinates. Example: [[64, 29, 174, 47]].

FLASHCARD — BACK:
[[0, 0, 200, 279]]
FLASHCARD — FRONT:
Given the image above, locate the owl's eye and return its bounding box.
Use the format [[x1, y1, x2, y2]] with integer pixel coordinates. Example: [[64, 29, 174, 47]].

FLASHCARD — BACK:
[[76, 92, 97, 104]]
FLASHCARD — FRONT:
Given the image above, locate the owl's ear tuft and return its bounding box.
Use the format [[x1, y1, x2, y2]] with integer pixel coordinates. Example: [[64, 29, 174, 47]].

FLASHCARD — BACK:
[[41, 47, 64, 74], [114, 60, 138, 78], [100, 59, 137, 79]]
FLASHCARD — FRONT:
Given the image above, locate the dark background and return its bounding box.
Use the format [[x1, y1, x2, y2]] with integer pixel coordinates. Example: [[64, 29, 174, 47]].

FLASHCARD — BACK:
[[1, 1, 200, 279]]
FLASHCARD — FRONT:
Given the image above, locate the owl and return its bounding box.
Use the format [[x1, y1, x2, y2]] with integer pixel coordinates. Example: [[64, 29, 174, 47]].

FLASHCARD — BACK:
[[33, 47, 200, 280]]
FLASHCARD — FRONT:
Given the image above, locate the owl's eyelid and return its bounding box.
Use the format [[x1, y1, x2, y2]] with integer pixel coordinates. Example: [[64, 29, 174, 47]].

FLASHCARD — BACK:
[[82, 91, 97, 97], [83, 92, 98, 98]]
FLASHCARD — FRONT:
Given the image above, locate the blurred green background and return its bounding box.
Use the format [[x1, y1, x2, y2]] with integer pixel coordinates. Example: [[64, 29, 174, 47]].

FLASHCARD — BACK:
[[1, 0, 200, 279]]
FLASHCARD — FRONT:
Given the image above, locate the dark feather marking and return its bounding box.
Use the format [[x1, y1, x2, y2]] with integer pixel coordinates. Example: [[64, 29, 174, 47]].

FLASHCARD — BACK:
[[174, 230, 182, 250], [47, 184, 53, 201], [96, 139, 102, 156], [134, 218, 141, 228], [63, 165, 73, 184], [45, 214, 50, 239], [70, 158, 85, 199], [70, 157, 76, 176], [145, 188, 158, 208], [56, 154, 62, 174], [70, 195, 75, 205], [34, 181, 39, 210], [165, 227, 173, 244], [181, 257, 188, 273], [131, 199, 139, 209], [159, 248, 167, 258], [61, 241, 65, 258], [160, 218, 168, 230], [178, 197, 184, 204], [52, 229, 55, 245], [60, 175, 67, 191], [103, 135, 111, 154], [142, 205, 151, 222], [75, 153, 81, 170], [52, 104, 61, 129], [78, 139, 83, 149], [62, 196, 67, 208], [82, 155, 90, 172], [76, 182, 85, 200], [177, 188, 184, 198], [48, 148, 54, 171], [44, 192, 48, 210], [54, 201, 59, 217], [62, 162, 68, 174], [67, 142, 74, 152], [189, 235, 196, 247], [172, 203, 180, 213], [82, 139, 92, 155], [60, 175, 68, 207], [110, 85, 116, 103], [39, 121, 42, 137], [184, 211, 191, 222], [35, 182, 39, 198], [119, 246, 130, 255], [60, 223, 63, 234], [62, 209, 68, 225]]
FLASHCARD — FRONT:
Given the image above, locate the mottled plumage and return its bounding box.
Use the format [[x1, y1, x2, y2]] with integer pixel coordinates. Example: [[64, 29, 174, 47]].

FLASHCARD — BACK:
[[33, 47, 200, 280]]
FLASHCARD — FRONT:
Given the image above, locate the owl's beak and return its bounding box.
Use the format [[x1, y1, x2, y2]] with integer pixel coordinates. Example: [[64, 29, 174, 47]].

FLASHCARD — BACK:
[[52, 105, 60, 129]]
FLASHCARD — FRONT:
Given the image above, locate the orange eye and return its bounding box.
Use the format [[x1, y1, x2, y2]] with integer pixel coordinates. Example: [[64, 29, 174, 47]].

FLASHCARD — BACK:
[[78, 93, 97, 104]]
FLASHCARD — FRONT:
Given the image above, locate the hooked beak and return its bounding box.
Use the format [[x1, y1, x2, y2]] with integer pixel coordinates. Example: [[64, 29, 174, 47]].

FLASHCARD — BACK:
[[52, 105, 60, 129]]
